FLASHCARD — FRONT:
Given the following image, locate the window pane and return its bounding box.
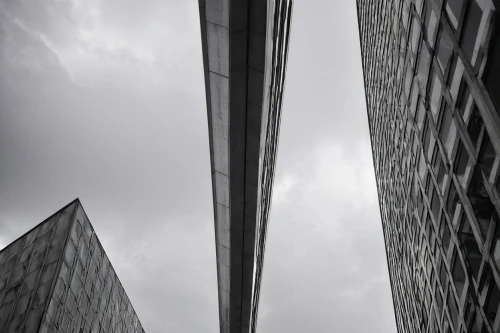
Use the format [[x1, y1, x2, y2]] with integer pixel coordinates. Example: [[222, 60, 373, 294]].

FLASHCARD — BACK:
[[437, 28, 454, 73], [417, 43, 431, 88], [440, 107, 457, 159], [452, 254, 466, 297], [458, 214, 482, 279], [425, 3, 439, 47], [468, 167, 494, 240], [482, 12, 500, 112], [431, 190, 441, 220], [467, 106, 484, 148], [461, 0, 483, 63], [416, 100, 426, 131], [449, 57, 464, 101], [456, 79, 473, 120], [485, 279, 500, 324], [411, 17, 422, 53], [478, 131, 496, 177], [446, 0, 466, 29], [405, 64, 413, 96], [448, 287, 460, 329], [429, 73, 443, 121], [454, 141, 470, 188]]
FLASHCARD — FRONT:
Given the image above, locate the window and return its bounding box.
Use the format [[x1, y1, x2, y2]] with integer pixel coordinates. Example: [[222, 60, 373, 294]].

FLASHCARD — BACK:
[[482, 11, 500, 112], [417, 42, 431, 88], [423, 120, 436, 160], [425, 2, 439, 47], [452, 253, 466, 297], [411, 16, 422, 54], [454, 141, 470, 188], [467, 109, 484, 151], [484, 268, 500, 324], [418, 150, 427, 181], [447, 182, 459, 220], [436, 285, 444, 314], [405, 64, 414, 96], [491, 215, 500, 271], [416, 100, 426, 131], [442, 218, 452, 254], [461, 0, 483, 63], [447, 286, 460, 329], [440, 260, 449, 289], [431, 190, 441, 221], [429, 72, 443, 121], [437, 161, 447, 193], [458, 214, 482, 279], [456, 79, 473, 120], [437, 27, 454, 73], [449, 57, 465, 101], [478, 131, 496, 178], [440, 107, 457, 159], [410, 80, 420, 116], [467, 167, 494, 240], [446, 0, 466, 29]]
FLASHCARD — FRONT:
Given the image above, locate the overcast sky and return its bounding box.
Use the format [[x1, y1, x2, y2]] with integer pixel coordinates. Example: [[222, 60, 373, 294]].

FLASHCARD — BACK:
[[0, 1, 397, 332]]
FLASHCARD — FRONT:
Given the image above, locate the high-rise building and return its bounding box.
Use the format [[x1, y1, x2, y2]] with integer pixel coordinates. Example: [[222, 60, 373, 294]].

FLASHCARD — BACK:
[[357, 1, 500, 333], [198, 1, 293, 332], [0, 199, 145, 333]]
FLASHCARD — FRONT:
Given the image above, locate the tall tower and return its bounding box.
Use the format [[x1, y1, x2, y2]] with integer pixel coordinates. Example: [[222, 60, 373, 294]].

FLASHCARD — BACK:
[[357, 1, 500, 333], [198, 1, 293, 332], [0, 200, 145, 333]]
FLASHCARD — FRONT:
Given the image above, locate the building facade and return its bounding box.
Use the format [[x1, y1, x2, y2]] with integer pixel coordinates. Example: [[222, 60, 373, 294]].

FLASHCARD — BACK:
[[357, 1, 500, 333], [198, 1, 293, 332], [0, 200, 145, 333]]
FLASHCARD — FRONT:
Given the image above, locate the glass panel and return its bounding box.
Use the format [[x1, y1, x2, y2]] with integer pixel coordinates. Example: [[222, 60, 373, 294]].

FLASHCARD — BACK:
[[440, 107, 457, 159], [437, 28, 454, 73], [482, 8, 500, 111], [447, 182, 460, 220], [416, 100, 426, 131], [429, 73, 443, 121], [452, 254, 466, 297], [468, 106, 484, 148], [467, 167, 494, 240], [458, 214, 482, 279], [443, 220, 452, 253], [454, 141, 470, 188], [411, 17, 422, 53], [431, 191, 441, 220], [446, 0, 466, 29], [425, 2, 439, 47], [461, 0, 483, 63], [418, 42, 431, 88], [478, 131, 496, 177], [449, 57, 465, 101], [405, 64, 414, 96], [485, 279, 500, 324], [448, 287, 460, 329]]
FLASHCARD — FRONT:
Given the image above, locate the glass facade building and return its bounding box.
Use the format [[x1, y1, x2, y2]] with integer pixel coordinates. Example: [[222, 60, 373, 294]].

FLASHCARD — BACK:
[[0, 199, 145, 333], [357, 1, 500, 333]]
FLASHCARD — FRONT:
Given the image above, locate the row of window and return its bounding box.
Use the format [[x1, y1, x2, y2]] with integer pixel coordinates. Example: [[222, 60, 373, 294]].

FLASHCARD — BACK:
[[358, 0, 500, 333]]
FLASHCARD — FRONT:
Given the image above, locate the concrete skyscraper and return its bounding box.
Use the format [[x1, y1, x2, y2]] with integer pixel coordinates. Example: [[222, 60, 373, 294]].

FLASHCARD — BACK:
[[358, 1, 500, 333], [198, 0, 293, 332], [0, 200, 145, 333]]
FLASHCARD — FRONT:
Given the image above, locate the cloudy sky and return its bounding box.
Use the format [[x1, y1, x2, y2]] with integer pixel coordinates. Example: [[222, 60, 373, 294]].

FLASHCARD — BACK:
[[0, 0, 397, 332]]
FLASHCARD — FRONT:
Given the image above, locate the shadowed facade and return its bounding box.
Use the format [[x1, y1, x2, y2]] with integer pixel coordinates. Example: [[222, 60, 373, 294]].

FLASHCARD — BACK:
[[198, 1, 293, 332]]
